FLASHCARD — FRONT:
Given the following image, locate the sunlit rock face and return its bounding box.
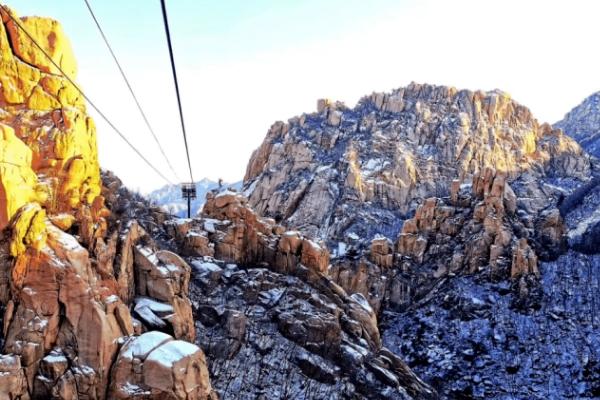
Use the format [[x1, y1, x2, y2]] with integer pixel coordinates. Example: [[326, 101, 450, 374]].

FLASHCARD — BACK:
[[0, 8, 100, 231], [244, 83, 590, 244], [0, 8, 213, 400]]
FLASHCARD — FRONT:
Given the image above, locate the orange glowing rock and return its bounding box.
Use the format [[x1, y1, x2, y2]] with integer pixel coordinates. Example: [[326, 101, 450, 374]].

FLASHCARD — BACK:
[[0, 7, 101, 230]]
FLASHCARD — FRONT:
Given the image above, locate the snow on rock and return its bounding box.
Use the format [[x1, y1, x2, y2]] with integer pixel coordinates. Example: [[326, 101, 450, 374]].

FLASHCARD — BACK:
[[133, 248, 196, 341], [134, 297, 175, 315], [109, 332, 213, 399], [203, 218, 219, 233], [144, 340, 200, 368], [191, 260, 222, 275], [133, 297, 174, 329], [121, 331, 172, 361], [351, 293, 374, 314], [336, 242, 348, 258], [569, 206, 600, 240], [347, 232, 359, 241]]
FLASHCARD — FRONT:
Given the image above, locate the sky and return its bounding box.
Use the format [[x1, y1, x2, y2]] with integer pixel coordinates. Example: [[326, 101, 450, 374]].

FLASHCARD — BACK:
[[11, 0, 600, 193]]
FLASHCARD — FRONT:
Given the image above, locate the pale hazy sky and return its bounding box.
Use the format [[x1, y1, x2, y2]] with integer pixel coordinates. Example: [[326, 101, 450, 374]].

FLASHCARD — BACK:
[[12, 0, 600, 192]]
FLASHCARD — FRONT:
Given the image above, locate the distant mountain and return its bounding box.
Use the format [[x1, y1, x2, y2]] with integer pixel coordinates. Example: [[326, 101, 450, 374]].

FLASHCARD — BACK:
[[555, 92, 600, 158], [147, 178, 242, 217]]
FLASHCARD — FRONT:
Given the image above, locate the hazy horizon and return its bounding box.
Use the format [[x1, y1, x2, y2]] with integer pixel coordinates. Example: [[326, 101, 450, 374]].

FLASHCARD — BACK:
[[12, 0, 600, 193]]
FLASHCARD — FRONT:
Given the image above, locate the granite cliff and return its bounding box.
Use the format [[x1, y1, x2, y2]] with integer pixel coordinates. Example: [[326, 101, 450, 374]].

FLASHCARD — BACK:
[[242, 84, 600, 397], [0, 7, 213, 399]]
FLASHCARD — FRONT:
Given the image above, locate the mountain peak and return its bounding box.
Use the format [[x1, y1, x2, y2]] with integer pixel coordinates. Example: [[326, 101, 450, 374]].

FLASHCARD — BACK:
[[244, 83, 589, 244]]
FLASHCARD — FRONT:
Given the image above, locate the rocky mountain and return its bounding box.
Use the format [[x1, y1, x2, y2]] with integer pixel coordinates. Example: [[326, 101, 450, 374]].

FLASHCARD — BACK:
[[2, 4, 600, 400], [0, 6, 434, 400], [147, 179, 242, 218], [243, 84, 600, 398], [245, 84, 590, 248], [555, 92, 600, 158]]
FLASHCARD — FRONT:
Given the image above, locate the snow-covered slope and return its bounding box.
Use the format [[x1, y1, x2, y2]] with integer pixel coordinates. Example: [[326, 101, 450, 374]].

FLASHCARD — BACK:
[[555, 92, 600, 158], [147, 178, 242, 217]]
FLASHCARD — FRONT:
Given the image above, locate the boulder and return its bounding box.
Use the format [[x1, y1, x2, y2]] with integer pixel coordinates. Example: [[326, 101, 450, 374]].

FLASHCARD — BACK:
[[0, 354, 29, 399], [134, 248, 195, 341], [109, 332, 214, 400]]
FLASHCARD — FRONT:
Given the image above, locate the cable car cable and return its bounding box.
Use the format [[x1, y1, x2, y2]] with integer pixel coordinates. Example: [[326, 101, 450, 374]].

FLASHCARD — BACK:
[[0, 5, 175, 185], [159, 0, 195, 183], [83, 0, 181, 182]]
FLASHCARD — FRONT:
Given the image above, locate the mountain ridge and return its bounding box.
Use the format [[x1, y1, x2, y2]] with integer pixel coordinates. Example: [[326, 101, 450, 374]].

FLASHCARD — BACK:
[[555, 91, 600, 158], [244, 82, 590, 246]]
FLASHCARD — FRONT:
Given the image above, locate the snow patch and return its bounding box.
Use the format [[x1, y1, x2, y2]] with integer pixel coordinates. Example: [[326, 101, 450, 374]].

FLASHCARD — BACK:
[[145, 340, 200, 368], [333, 242, 347, 258], [351, 293, 374, 314], [203, 218, 219, 233], [191, 260, 222, 275], [347, 232, 359, 241], [122, 331, 172, 360], [569, 207, 600, 239]]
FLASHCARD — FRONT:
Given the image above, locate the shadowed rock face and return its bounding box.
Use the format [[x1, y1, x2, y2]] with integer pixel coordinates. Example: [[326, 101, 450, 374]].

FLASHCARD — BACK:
[[555, 92, 600, 158], [381, 250, 600, 399], [244, 83, 590, 245]]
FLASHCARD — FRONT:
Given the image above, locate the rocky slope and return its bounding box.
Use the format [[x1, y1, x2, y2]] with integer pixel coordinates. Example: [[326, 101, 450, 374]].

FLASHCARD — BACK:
[[0, 7, 435, 400], [0, 8, 214, 399], [381, 177, 600, 398], [243, 84, 600, 397], [164, 190, 436, 399], [555, 92, 600, 158], [148, 179, 242, 218]]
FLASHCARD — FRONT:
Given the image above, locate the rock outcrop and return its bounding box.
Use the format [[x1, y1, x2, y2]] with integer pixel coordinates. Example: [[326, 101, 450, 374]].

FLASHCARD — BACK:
[[382, 170, 600, 398], [240, 83, 599, 398], [109, 331, 214, 400], [0, 8, 100, 231], [396, 168, 539, 278], [244, 83, 590, 245], [555, 91, 600, 158], [164, 189, 436, 399], [0, 8, 213, 399]]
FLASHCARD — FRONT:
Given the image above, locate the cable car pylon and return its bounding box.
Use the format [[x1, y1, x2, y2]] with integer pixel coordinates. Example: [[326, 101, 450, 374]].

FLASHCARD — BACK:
[[160, 0, 196, 219], [180, 183, 196, 218]]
